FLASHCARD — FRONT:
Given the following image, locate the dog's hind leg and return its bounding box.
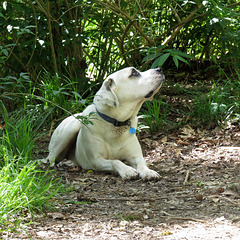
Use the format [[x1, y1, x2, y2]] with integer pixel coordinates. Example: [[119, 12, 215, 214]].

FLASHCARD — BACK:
[[46, 116, 82, 165]]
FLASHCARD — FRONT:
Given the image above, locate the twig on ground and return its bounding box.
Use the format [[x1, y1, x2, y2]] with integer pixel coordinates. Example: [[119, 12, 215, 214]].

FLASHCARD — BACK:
[[161, 215, 206, 223], [96, 197, 168, 202], [220, 196, 240, 207], [183, 170, 190, 185]]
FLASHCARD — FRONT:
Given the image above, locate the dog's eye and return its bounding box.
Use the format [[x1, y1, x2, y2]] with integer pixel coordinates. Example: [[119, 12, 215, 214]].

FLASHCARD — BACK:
[[130, 68, 140, 78]]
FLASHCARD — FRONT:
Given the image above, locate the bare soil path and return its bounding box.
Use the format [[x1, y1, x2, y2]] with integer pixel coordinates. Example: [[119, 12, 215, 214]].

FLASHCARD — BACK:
[[2, 121, 240, 239]]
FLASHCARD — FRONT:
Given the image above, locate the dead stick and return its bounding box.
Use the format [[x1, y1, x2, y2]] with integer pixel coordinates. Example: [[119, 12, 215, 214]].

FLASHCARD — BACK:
[[96, 197, 168, 202], [162, 216, 206, 223], [183, 170, 190, 185], [220, 196, 240, 206]]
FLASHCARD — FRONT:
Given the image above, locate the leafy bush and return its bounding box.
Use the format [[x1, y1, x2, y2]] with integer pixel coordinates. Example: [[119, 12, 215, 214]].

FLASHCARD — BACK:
[[142, 47, 193, 69], [0, 0, 239, 81]]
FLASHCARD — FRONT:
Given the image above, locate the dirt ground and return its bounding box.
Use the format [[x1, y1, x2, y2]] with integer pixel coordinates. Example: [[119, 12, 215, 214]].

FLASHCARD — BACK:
[[1, 119, 240, 240]]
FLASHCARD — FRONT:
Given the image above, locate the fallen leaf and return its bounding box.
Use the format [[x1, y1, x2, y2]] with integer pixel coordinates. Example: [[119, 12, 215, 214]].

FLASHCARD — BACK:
[[160, 136, 168, 143]]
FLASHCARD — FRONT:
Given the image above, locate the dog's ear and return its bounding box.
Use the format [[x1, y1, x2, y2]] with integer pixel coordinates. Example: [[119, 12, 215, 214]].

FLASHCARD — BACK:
[[95, 78, 119, 107], [103, 78, 119, 107]]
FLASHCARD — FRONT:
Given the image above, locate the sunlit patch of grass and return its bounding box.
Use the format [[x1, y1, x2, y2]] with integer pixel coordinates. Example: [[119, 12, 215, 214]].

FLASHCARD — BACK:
[[0, 102, 61, 230]]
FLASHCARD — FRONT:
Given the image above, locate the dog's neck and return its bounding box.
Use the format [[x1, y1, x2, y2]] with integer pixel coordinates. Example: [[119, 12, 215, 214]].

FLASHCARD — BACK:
[[95, 100, 145, 123]]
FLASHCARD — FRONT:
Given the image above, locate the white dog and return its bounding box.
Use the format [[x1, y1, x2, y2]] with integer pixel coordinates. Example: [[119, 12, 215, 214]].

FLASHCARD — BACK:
[[46, 67, 165, 180]]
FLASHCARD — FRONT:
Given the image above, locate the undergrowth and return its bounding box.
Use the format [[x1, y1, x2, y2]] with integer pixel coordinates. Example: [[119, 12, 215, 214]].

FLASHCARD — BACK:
[[0, 71, 97, 231], [140, 99, 169, 133], [190, 70, 240, 127], [139, 69, 240, 132], [0, 103, 61, 231]]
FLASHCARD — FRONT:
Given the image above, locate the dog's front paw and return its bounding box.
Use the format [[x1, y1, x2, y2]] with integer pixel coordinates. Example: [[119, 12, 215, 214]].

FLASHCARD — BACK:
[[138, 167, 160, 181], [120, 166, 139, 180]]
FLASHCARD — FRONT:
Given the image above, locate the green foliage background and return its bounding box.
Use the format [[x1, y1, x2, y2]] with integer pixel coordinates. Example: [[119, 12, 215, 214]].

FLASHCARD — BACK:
[[1, 0, 239, 83], [1, 0, 240, 126]]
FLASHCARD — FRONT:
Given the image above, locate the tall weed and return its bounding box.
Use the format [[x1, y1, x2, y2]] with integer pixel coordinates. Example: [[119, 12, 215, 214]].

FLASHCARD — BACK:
[[38, 70, 90, 116], [1, 103, 50, 161], [140, 99, 168, 133]]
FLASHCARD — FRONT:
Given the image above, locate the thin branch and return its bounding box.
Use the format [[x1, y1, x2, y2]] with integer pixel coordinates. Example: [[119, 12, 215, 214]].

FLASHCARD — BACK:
[[162, 6, 202, 46], [46, 0, 58, 75], [0, 40, 28, 71], [156, 12, 207, 43], [220, 196, 240, 207], [0, 93, 73, 117], [183, 170, 190, 185], [226, 2, 240, 8], [0, 92, 93, 131], [119, 20, 135, 66], [35, 0, 58, 75], [169, 3, 181, 23], [35, 0, 48, 17], [26, 2, 38, 68], [95, 0, 155, 46]]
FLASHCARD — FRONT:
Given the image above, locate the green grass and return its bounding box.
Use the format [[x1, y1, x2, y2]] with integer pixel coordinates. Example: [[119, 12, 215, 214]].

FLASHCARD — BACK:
[[0, 102, 61, 230], [37, 69, 93, 117], [139, 98, 168, 133], [0, 152, 59, 226], [190, 72, 240, 126]]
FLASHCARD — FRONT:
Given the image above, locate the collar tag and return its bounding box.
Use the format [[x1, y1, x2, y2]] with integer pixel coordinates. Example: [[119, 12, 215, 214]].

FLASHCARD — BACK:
[[129, 127, 136, 135]]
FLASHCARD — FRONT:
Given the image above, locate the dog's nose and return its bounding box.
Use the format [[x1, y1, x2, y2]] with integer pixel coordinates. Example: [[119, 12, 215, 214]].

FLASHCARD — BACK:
[[155, 67, 162, 73], [155, 67, 165, 81]]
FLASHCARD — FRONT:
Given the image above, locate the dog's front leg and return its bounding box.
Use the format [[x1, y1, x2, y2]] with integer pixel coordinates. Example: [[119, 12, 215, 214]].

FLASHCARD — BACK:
[[92, 158, 139, 180], [124, 139, 160, 180]]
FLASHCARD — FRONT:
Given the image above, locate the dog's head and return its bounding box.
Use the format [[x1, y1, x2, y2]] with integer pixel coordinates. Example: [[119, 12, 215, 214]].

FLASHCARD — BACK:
[[94, 67, 165, 109]]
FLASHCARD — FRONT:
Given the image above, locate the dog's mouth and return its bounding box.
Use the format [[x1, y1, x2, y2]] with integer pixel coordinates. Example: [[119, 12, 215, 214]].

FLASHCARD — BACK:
[[145, 90, 154, 98], [144, 75, 164, 99]]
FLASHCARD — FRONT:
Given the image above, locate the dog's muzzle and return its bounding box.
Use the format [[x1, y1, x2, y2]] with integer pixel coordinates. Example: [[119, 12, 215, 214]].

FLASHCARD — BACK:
[[144, 68, 165, 98]]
